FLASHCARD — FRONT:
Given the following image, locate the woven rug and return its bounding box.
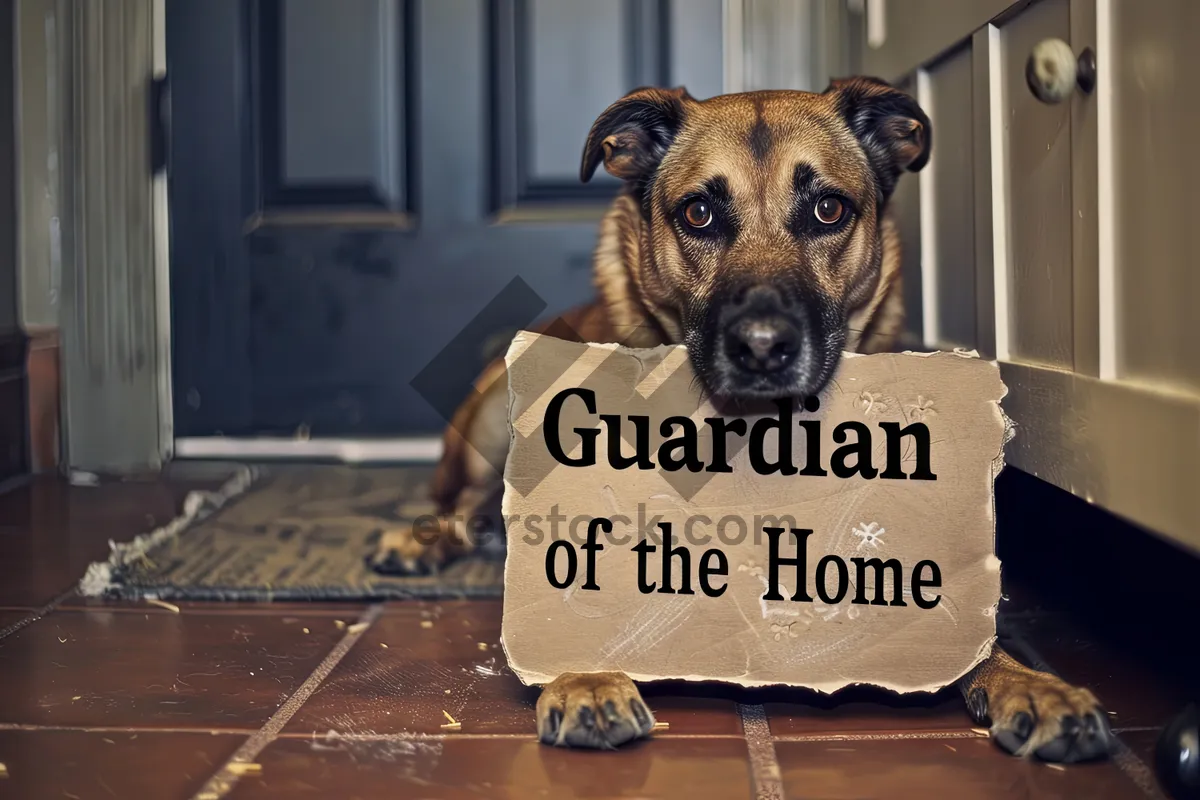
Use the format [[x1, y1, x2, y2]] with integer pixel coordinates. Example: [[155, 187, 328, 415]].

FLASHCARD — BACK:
[[77, 464, 504, 601]]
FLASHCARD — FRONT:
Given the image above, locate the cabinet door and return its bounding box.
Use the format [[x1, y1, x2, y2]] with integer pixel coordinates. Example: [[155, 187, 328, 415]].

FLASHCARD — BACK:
[[989, 0, 1200, 553]]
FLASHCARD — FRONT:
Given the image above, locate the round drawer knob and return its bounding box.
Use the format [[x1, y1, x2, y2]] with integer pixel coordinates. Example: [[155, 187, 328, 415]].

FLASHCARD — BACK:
[[1026, 39, 1096, 104], [1155, 704, 1200, 800]]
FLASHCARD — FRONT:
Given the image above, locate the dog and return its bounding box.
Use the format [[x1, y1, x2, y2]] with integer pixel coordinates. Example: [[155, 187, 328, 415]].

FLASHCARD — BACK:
[[376, 78, 1114, 763]]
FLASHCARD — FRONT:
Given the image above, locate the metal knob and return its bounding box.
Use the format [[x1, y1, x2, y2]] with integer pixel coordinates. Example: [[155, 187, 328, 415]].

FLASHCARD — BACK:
[[1156, 703, 1200, 800], [1026, 39, 1096, 104]]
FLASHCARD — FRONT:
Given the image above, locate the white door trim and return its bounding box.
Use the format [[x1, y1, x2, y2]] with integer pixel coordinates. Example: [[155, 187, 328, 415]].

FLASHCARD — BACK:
[[173, 436, 444, 463]]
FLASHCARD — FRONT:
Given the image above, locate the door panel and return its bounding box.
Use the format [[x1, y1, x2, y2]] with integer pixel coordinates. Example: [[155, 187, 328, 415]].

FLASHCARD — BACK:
[[273, 0, 408, 210], [998, 0, 1074, 370], [925, 44, 976, 350], [527, 0, 627, 185], [168, 0, 723, 438]]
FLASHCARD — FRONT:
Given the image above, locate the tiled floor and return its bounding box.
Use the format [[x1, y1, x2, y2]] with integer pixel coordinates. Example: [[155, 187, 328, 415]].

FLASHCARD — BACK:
[[0, 468, 1196, 799]]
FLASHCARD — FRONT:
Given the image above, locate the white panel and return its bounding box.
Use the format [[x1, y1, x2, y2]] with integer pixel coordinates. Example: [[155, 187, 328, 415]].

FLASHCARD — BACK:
[[916, 68, 938, 346], [987, 24, 1011, 362], [1096, 0, 1115, 380]]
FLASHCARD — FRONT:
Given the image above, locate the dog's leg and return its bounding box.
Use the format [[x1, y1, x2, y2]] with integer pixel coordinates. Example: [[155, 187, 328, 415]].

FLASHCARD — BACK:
[[371, 358, 511, 573], [537, 671, 656, 749], [960, 644, 1114, 763]]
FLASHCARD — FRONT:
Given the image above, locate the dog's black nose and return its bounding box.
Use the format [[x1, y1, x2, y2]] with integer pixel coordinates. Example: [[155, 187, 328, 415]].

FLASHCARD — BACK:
[[726, 316, 800, 373]]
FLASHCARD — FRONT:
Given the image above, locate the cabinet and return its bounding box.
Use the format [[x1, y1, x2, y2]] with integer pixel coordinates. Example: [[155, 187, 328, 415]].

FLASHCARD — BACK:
[[856, 0, 1200, 553]]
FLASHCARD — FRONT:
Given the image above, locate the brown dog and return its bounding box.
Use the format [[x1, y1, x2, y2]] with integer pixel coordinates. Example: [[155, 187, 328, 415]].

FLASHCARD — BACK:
[[380, 78, 1114, 762]]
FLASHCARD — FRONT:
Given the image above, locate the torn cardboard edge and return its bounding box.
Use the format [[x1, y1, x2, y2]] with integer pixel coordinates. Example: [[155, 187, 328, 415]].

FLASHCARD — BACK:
[[499, 331, 1014, 695]]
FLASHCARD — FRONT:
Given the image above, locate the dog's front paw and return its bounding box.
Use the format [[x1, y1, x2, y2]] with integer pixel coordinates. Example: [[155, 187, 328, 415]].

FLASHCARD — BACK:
[[367, 518, 474, 574], [966, 650, 1114, 763], [537, 672, 656, 749]]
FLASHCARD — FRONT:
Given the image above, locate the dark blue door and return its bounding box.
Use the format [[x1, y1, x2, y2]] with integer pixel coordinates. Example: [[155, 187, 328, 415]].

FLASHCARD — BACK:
[[167, 0, 722, 438]]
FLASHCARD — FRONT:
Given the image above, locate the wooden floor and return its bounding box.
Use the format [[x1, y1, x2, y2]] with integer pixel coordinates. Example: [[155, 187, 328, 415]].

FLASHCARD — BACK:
[[0, 467, 1195, 799]]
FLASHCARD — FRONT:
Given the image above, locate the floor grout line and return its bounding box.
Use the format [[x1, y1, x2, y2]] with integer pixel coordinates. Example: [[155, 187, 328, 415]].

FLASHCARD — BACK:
[[1111, 737, 1171, 800], [0, 721, 1158, 740], [0, 723, 259, 735], [773, 730, 991, 743], [771, 727, 1160, 743], [51, 603, 373, 617], [280, 731, 744, 741], [1003, 630, 1169, 800], [190, 602, 384, 800], [739, 704, 785, 800], [0, 587, 77, 642]]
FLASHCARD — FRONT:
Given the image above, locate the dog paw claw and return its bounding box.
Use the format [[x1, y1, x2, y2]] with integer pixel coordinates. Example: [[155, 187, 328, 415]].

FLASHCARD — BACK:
[[980, 675, 1114, 763], [537, 672, 655, 750]]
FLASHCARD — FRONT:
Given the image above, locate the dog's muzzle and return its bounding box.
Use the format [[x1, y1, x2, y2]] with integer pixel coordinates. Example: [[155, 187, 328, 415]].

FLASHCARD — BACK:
[[720, 284, 807, 371], [697, 281, 833, 400], [724, 313, 802, 374]]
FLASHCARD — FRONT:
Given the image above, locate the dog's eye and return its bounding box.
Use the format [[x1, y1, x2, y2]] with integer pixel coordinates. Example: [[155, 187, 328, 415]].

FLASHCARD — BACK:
[[682, 199, 713, 229], [814, 196, 845, 225]]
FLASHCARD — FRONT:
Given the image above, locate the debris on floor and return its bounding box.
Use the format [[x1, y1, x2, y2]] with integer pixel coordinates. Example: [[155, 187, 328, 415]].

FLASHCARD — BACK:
[[145, 598, 181, 613], [68, 470, 100, 487], [226, 763, 263, 777]]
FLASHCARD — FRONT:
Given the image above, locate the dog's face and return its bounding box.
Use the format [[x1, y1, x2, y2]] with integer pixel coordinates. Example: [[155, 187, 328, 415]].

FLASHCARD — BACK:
[[581, 79, 931, 401]]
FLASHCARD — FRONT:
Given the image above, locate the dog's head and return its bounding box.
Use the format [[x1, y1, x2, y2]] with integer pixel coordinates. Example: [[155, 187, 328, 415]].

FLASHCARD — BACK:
[[581, 78, 931, 402]]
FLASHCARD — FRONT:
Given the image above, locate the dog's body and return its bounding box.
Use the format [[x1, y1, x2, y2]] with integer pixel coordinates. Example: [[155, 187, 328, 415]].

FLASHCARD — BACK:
[[380, 79, 1113, 763]]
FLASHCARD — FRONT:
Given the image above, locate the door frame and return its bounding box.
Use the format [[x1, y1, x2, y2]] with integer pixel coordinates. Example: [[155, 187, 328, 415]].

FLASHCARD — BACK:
[[13, 0, 173, 473]]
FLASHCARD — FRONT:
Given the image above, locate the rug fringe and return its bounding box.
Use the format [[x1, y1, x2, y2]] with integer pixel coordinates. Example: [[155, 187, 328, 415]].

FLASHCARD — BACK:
[[77, 465, 260, 598]]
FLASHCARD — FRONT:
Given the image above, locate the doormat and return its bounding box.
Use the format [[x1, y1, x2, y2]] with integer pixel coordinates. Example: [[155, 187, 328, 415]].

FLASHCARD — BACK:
[[77, 464, 504, 602]]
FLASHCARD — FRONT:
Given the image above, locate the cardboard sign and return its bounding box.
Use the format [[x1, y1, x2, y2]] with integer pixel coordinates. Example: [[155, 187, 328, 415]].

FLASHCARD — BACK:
[[499, 332, 1011, 694]]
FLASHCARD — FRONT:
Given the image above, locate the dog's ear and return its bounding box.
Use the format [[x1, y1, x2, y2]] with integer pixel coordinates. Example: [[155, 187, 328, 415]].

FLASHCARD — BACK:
[[826, 76, 932, 200], [580, 86, 692, 184]]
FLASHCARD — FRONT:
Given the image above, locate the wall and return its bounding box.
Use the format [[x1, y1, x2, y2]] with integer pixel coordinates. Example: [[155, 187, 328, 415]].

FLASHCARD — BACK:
[[13, 0, 65, 472], [15, 0, 63, 331]]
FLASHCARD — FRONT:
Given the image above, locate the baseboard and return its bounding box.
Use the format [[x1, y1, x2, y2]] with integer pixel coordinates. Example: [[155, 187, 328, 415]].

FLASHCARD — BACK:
[[173, 436, 444, 463], [25, 326, 60, 472], [0, 328, 30, 483]]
